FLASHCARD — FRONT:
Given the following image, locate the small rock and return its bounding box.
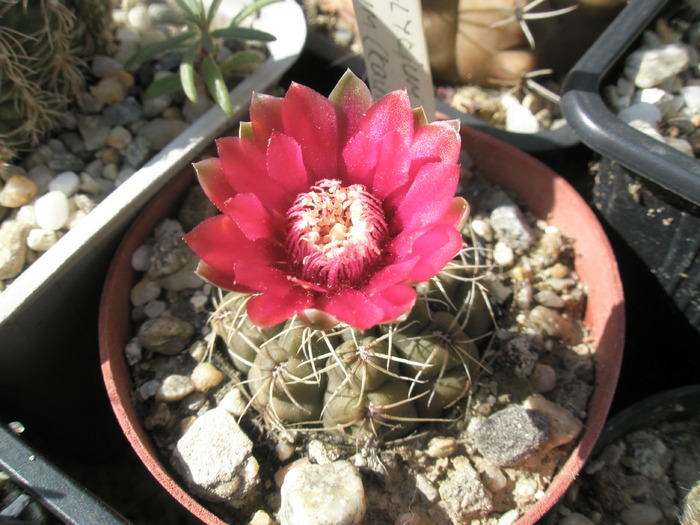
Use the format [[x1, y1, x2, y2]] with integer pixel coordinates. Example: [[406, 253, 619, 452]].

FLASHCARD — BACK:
[[90, 76, 129, 105], [127, 4, 152, 31], [138, 315, 194, 355], [79, 172, 102, 195], [147, 219, 191, 279], [625, 44, 690, 88], [473, 406, 549, 465], [415, 474, 439, 503], [77, 91, 105, 113], [107, 126, 133, 150], [529, 363, 557, 393], [156, 374, 195, 402], [124, 337, 142, 365], [26, 165, 54, 194], [490, 202, 535, 251], [191, 362, 224, 392], [529, 305, 582, 344], [560, 513, 595, 525], [438, 455, 493, 521], [501, 94, 540, 133], [279, 460, 366, 525], [523, 395, 583, 450], [136, 118, 189, 150], [142, 93, 173, 118], [498, 509, 519, 525], [493, 241, 515, 267], [248, 510, 275, 525], [125, 136, 152, 168], [48, 171, 80, 196], [131, 244, 153, 272], [618, 102, 663, 126], [172, 408, 259, 502], [681, 85, 700, 114], [47, 152, 85, 172], [15, 205, 37, 226], [220, 388, 249, 417], [0, 222, 32, 279], [620, 503, 663, 525], [0, 175, 38, 207], [130, 276, 161, 306], [307, 440, 342, 465], [26, 228, 59, 251], [91, 55, 125, 78], [143, 299, 167, 318], [426, 436, 457, 458], [534, 290, 565, 308], [158, 256, 203, 291], [103, 97, 144, 126], [34, 191, 70, 230], [78, 115, 110, 152]]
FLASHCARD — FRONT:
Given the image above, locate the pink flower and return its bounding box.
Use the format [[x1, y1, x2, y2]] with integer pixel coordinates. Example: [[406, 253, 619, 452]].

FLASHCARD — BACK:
[[184, 70, 467, 330]]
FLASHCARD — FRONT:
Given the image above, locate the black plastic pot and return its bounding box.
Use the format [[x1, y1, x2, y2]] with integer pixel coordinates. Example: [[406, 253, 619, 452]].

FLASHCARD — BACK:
[[562, 0, 700, 333], [0, 423, 126, 524], [305, 32, 580, 153]]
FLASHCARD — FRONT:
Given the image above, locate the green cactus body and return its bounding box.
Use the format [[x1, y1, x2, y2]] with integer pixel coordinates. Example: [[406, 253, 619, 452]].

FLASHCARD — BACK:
[[213, 248, 495, 443]]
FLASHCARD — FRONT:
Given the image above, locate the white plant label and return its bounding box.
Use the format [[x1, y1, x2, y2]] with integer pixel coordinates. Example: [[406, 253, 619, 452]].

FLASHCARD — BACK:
[[351, 0, 435, 120]]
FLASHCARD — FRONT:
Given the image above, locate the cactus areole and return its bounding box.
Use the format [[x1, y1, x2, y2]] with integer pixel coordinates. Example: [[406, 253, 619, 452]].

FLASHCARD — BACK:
[[184, 70, 481, 440], [184, 69, 468, 331]]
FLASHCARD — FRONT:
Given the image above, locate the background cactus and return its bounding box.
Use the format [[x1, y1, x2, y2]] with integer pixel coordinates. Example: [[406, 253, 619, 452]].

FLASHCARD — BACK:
[[210, 244, 494, 443], [0, 0, 115, 162]]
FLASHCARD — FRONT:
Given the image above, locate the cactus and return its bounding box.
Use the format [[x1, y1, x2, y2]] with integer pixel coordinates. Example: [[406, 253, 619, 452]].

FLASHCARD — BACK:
[[681, 481, 700, 525], [0, 0, 114, 162], [209, 246, 493, 443]]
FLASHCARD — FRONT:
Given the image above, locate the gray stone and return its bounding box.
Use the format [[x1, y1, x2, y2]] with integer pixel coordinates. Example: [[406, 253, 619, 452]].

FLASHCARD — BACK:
[[279, 460, 366, 525], [47, 151, 86, 172], [147, 219, 190, 279], [620, 503, 663, 525], [438, 455, 493, 521], [137, 315, 194, 355], [171, 407, 259, 502], [473, 406, 549, 465], [125, 136, 152, 168], [102, 97, 144, 126], [625, 44, 690, 88], [136, 118, 189, 150], [490, 203, 535, 252], [78, 115, 110, 152]]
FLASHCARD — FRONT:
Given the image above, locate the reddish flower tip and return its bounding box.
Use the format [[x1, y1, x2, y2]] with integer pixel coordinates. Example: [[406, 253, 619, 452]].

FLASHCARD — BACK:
[[185, 70, 464, 330]]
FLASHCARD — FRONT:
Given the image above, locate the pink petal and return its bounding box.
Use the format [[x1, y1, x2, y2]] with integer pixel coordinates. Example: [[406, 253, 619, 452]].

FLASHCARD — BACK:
[[224, 193, 282, 241], [318, 289, 385, 330], [329, 69, 373, 145], [184, 215, 281, 274], [216, 136, 291, 211], [440, 196, 470, 231], [368, 284, 417, 323], [390, 162, 460, 233], [266, 131, 310, 195], [195, 260, 255, 294], [366, 257, 419, 293], [370, 130, 411, 200], [407, 224, 464, 282], [410, 120, 461, 167], [250, 92, 283, 143], [232, 261, 294, 295], [193, 157, 234, 213], [281, 82, 339, 181], [246, 288, 314, 327]]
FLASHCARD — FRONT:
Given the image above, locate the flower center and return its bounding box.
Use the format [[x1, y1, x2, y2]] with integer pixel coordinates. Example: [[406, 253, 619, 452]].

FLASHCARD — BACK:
[[286, 179, 388, 289]]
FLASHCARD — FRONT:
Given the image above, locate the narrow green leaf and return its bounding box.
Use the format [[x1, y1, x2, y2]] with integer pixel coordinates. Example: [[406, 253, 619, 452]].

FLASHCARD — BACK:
[[201, 30, 216, 55], [172, 0, 198, 21], [211, 26, 276, 42], [232, 0, 281, 26], [206, 0, 224, 26], [219, 50, 264, 73], [202, 56, 232, 115], [146, 74, 183, 99], [180, 44, 199, 103], [125, 31, 194, 68]]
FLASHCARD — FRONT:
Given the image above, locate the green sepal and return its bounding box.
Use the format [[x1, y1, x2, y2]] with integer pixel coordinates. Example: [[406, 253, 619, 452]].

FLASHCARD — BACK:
[[238, 121, 255, 139]]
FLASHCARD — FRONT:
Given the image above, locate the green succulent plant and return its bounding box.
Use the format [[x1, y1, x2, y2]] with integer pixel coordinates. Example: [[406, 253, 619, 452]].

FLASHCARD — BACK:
[[126, 0, 279, 116], [0, 0, 114, 162], [210, 248, 493, 443]]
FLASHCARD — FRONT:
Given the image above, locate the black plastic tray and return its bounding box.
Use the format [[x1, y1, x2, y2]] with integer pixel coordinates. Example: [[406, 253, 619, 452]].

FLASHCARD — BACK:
[[562, 0, 700, 208]]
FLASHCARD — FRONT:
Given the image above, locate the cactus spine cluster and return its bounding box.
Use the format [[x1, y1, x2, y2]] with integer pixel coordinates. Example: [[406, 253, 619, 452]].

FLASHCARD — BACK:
[[0, 0, 114, 162], [210, 249, 494, 442]]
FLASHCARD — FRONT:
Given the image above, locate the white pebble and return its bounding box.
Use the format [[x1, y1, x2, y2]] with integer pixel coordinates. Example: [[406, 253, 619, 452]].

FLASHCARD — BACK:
[[65, 209, 87, 230], [501, 94, 540, 133], [156, 374, 195, 402], [625, 44, 690, 88], [493, 241, 515, 267], [26, 228, 59, 251], [130, 277, 161, 306], [127, 4, 152, 31], [191, 362, 224, 392], [618, 102, 662, 126], [131, 244, 153, 271], [15, 205, 37, 226], [681, 85, 700, 114], [34, 190, 69, 230], [220, 388, 249, 417], [470, 218, 493, 241], [48, 171, 81, 196], [139, 379, 160, 400], [124, 337, 142, 365]]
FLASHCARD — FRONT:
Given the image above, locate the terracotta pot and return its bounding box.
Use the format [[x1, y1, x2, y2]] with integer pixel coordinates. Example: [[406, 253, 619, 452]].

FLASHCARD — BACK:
[[99, 125, 625, 524]]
